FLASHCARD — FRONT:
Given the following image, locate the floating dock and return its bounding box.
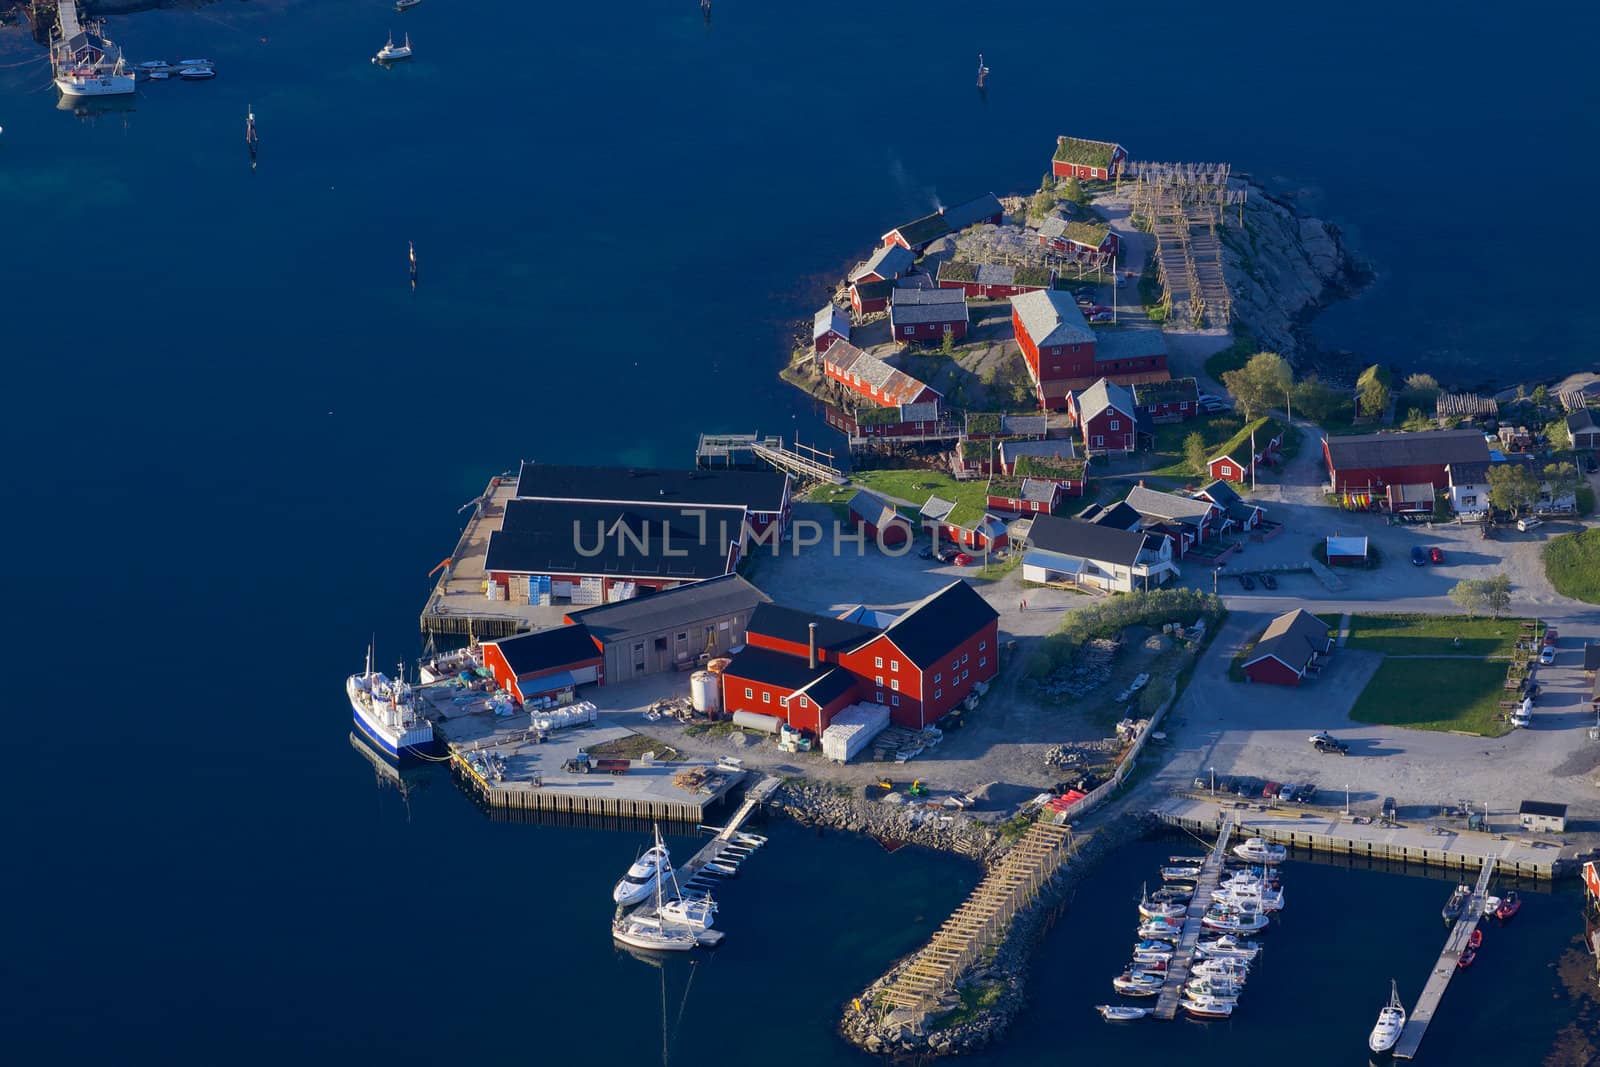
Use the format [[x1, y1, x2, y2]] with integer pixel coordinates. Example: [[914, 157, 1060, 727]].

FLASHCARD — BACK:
[[1153, 796, 1562, 878], [1392, 858, 1496, 1060], [423, 683, 742, 821], [1152, 811, 1234, 1020]]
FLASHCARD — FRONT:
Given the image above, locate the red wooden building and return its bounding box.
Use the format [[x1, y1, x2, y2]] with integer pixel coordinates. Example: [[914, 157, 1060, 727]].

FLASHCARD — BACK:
[[889, 287, 970, 344], [1009, 452, 1089, 497], [1038, 215, 1121, 258], [824, 399, 948, 442], [483, 624, 606, 705], [719, 583, 1000, 733], [849, 243, 915, 285], [881, 193, 1004, 252], [813, 304, 850, 352], [850, 278, 894, 316], [1241, 609, 1332, 686], [1322, 428, 1491, 493], [936, 260, 1055, 300], [820, 339, 941, 409], [1010, 289, 1097, 410], [847, 489, 913, 547], [1051, 136, 1129, 181], [1134, 377, 1199, 422], [965, 412, 1048, 441], [1068, 379, 1140, 456], [986, 476, 1063, 516], [920, 495, 1008, 550]]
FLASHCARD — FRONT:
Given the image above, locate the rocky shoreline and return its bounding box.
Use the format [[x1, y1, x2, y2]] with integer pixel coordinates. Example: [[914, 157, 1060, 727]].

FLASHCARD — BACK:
[[771, 779, 1004, 862], [832, 812, 1153, 1057], [1224, 180, 1372, 381]]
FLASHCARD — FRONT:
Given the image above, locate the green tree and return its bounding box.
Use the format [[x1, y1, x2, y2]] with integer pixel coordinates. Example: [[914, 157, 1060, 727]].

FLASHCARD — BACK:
[[1401, 407, 1433, 432], [1486, 463, 1539, 516], [1060, 176, 1085, 204], [1448, 578, 1487, 618], [1483, 573, 1512, 618], [1028, 187, 1056, 223], [1184, 432, 1210, 475], [1356, 368, 1391, 420], [1543, 461, 1582, 501], [1532, 385, 1549, 409], [1545, 418, 1571, 451], [1292, 375, 1349, 425], [1401, 373, 1440, 413], [1220, 351, 1293, 421], [939, 329, 956, 357]]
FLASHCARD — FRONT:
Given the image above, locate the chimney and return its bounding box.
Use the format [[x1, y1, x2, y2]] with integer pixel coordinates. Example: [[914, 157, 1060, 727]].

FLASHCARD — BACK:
[[808, 623, 818, 669]]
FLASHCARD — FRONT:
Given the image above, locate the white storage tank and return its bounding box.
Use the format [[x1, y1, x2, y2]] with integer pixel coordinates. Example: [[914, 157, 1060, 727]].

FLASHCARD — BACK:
[[690, 670, 721, 713], [731, 710, 783, 734]]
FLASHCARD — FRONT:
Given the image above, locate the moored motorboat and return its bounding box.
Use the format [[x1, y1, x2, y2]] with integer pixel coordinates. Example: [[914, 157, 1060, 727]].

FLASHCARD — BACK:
[[1368, 979, 1406, 1057], [1182, 993, 1235, 1019], [1211, 883, 1285, 912], [177, 58, 214, 67], [1139, 898, 1187, 920], [1457, 948, 1476, 969], [1196, 935, 1260, 961], [178, 66, 216, 80], [1160, 865, 1202, 880], [396, 0, 424, 8], [1192, 958, 1250, 979], [1133, 940, 1174, 957], [1149, 886, 1192, 904], [1441, 883, 1472, 923], [612, 837, 672, 905], [1112, 972, 1163, 996], [373, 32, 414, 63], [1097, 1004, 1149, 1021], [658, 896, 717, 930], [147, 70, 169, 80], [1468, 928, 1482, 949], [1233, 838, 1287, 864], [1201, 906, 1270, 934], [1495, 891, 1521, 921], [1137, 917, 1183, 940], [1482, 893, 1502, 918]]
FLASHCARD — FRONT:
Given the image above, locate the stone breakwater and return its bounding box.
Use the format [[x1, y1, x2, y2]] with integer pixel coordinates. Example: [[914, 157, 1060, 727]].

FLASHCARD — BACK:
[[771, 779, 1004, 862], [1224, 181, 1369, 372], [836, 812, 1153, 1057]]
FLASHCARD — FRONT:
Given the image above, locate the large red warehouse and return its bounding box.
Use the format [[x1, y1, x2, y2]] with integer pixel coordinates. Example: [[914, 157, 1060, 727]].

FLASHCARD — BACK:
[[1322, 429, 1490, 493]]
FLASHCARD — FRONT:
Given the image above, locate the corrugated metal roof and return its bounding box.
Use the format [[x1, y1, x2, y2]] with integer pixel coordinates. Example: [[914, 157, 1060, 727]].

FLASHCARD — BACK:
[[813, 304, 850, 341], [939, 193, 1004, 232], [1125, 485, 1216, 525], [890, 287, 970, 327]]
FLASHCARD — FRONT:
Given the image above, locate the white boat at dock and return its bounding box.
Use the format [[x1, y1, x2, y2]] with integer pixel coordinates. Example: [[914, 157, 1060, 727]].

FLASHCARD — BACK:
[[1097, 1004, 1149, 1021], [1186, 976, 1244, 998], [1182, 993, 1236, 1018], [1211, 882, 1284, 912], [1233, 838, 1287, 864], [1138, 884, 1187, 920], [347, 646, 436, 759], [147, 70, 169, 80], [613, 838, 673, 906], [178, 66, 216, 80], [1201, 906, 1270, 934], [52, 24, 136, 97], [1136, 917, 1182, 940], [1191, 958, 1250, 979], [373, 32, 414, 63], [1111, 972, 1163, 996], [396, 0, 424, 9], [1368, 979, 1406, 1056], [1195, 935, 1260, 961]]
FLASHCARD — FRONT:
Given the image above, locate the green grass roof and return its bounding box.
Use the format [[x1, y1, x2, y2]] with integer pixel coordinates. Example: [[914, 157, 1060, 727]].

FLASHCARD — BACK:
[[1061, 221, 1111, 247], [939, 261, 979, 283], [1013, 454, 1087, 480], [1212, 416, 1287, 461], [967, 413, 1003, 435], [1013, 265, 1054, 288], [1053, 136, 1118, 168], [1357, 364, 1393, 390], [857, 406, 902, 426]]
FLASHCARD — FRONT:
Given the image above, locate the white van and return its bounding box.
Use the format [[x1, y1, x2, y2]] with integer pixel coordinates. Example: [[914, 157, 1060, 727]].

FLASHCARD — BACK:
[[1517, 517, 1544, 532]]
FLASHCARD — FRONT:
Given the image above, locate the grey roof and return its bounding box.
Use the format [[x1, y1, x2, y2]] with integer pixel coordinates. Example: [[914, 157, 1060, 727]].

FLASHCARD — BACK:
[[920, 495, 956, 523], [1446, 461, 1491, 487], [1567, 408, 1598, 434], [1001, 438, 1079, 466], [813, 304, 850, 341], [566, 573, 771, 645], [1324, 428, 1490, 471], [515, 463, 788, 513], [847, 489, 909, 531], [486, 500, 743, 580], [1011, 290, 1095, 348], [1028, 513, 1156, 567], [939, 193, 1005, 232], [850, 243, 915, 283], [1124, 485, 1217, 525], [1093, 329, 1168, 362], [821, 339, 939, 406], [1244, 609, 1331, 674], [1073, 378, 1137, 423], [875, 580, 1000, 669], [487, 625, 603, 677], [901, 400, 941, 422], [1038, 214, 1071, 240], [1019, 478, 1058, 504], [890, 287, 970, 327]]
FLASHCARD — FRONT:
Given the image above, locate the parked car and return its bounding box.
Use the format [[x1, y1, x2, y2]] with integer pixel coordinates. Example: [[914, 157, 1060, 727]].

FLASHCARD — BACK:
[[1429, 546, 1446, 564], [1076, 294, 1095, 307], [1409, 546, 1428, 566], [1297, 784, 1318, 803], [918, 545, 933, 560], [1239, 574, 1256, 590], [1262, 780, 1281, 798], [1540, 645, 1556, 665], [1543, 627, 1559, 646], [953, 552, 973, 566], [1315, 738, 1350, 755], [1075, 287, 1096, 299], [1517, 517, 1544, 532], [1088, 311, 1115, 323], [1277, 783, 1297, 801], [936, 548, 957, 563], [1260, 573, 1278, 590], [1233, 776, 1260, 797]]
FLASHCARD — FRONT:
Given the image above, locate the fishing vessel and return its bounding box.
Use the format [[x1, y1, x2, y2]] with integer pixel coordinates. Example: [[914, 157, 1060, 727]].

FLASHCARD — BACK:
[[613, 837, 673, 906], [1111, 972, 1162, 996], [1182, 994, 1235, 1019], [1441, 883, 1472, 923], [1495, 891, 1521, 921], [1233, 838, 1287, 864], [1097, 1004, 1148, 1021], [373, 32, 414, 63], [1196, 935, 1260, 961], [52, 28, 136, 97], [612, 828, 697, 952], [1138, 888, 1187, 920], [346, 646, 436, 759], [1368, 979, 1406, 1057], [1201, 905, 1270, 934]]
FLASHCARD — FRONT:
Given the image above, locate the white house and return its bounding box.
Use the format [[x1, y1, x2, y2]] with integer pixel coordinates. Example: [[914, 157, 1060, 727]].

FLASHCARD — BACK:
[[1021, 513, 1178, 593]]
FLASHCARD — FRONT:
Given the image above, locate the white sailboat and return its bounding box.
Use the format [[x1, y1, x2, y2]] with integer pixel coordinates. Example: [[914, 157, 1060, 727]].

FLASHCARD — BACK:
[[612, 826, 697, 952], [1368, 979, 1406, 1056], [373, 32, 414, 63]]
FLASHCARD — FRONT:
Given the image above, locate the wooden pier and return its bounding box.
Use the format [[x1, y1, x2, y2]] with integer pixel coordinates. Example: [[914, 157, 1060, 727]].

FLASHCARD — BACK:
[[749, 438, 846, 485], [877, 823, 1073, 1013], [1153, 811, 1235, 1020], [419, 473, 556, 638], [1392, 858, 1496, 1060]]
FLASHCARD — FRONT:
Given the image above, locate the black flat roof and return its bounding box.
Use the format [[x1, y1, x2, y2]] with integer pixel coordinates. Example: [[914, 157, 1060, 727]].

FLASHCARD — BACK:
[[721, 645, 837, 691], [877, 581, 998, 669], [566, 575, 771, 645], [488, 624, 601, 676], [748, 603, 880, 652], [485, 499, 743, 580], [516, 463, 788, 513], [1028, 513, 1154, 567], [1518, 799, 1567, 817]]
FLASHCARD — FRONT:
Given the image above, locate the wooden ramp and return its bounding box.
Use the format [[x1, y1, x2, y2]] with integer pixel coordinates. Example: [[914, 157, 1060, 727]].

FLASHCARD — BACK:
[[1154, 812, 1235, 1020], [749, 440, 846, 485], [1393, 856, 1496, 1060], [877, 823, 1073, 1012]]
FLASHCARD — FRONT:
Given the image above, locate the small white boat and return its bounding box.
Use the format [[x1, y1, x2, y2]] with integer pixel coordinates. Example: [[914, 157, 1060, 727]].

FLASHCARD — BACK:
[[612, 838, 672, 906], [1201, 907, 1270, 934], [1482, 894, 1502, 918], [1131, 941, 1173, 960], [396, 0, 423, 8], [703, 861, 738, 877], [1233, 838, 1287, 864], [1186, 976, 1245, 998], [178, 58, 214, 67], [373, 32, 413, 63], [1160, 865, 1202, 880], [1368, 979, 1406, 1056], [1196, 935, 1260, 961], [1097, 1004, 1149, 1021], [1112, 973, 1162, 996], [137, 60, 169, 69], [1212, 883, 1285, 912], [178, 67, 216, 80], [1139, 899, 1187, 921], [1192, 958, 1250, 979], [147, 70, 170, 80], [658, 896, 717, 930], [1137, 918, 1182, 940], [1183, 993, 1236, 1019]]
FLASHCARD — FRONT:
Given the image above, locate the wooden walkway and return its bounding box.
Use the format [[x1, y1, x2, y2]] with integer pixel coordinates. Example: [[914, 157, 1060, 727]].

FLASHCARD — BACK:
[[1393, 857, 1497, 1060], [749, 440, 846, 485], [1153, 812, 1235, 1020], [877, 823, 1073, 1012]]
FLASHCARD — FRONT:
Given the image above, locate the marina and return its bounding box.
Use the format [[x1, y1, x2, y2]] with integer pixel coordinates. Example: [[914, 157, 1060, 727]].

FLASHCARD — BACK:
[[1391, 857, 1497, 1060], [1151, 813, 1235, 1020]]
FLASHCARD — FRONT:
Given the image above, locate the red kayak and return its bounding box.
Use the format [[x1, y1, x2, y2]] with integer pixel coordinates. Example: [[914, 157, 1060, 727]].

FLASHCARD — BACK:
[[1468, 929, 1483, 949], [1458, 948, 1477, 970], [1496, 892, 1522, 922]]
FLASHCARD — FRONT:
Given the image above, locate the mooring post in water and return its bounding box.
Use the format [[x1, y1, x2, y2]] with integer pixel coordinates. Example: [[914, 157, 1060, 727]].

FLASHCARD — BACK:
[[246, 105, 258, 168], [701, 0, 710, 22], [409, 240, 417, 290], [976, 53, 989, 89]]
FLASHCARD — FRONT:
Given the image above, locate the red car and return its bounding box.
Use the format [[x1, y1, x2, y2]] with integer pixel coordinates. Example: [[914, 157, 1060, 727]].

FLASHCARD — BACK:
[[1428, 547, 1445, 564], [953, 553, 974, 566], [1262, 780, 1281, 798]]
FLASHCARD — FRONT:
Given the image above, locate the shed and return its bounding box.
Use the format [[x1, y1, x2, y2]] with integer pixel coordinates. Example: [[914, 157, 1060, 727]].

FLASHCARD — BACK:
[[1385, 483, 1436, 515], [483, 625, 605, 705], [813, 304, 850, 352], [1325, 535, 1369, 566], [1241, 609, 1332, 686], [1568, 408, 1600, 451], [847, 489, 913, 548], [1518, 800, 1567, 833], [565, 573, 770, 682]]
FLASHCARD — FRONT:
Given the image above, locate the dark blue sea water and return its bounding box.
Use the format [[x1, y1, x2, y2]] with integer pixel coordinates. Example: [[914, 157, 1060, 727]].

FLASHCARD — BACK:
[[3, 1, 1597, 1062]]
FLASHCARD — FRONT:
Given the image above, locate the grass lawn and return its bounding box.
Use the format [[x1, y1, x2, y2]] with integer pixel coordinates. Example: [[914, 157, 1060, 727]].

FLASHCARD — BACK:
[[1544, 528, 1600, 604], [586, 734, 680, 760], [1147, 412, 1247, 477], [1342, 614, 1525, 657], [1349, 659, 1511, 737]]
